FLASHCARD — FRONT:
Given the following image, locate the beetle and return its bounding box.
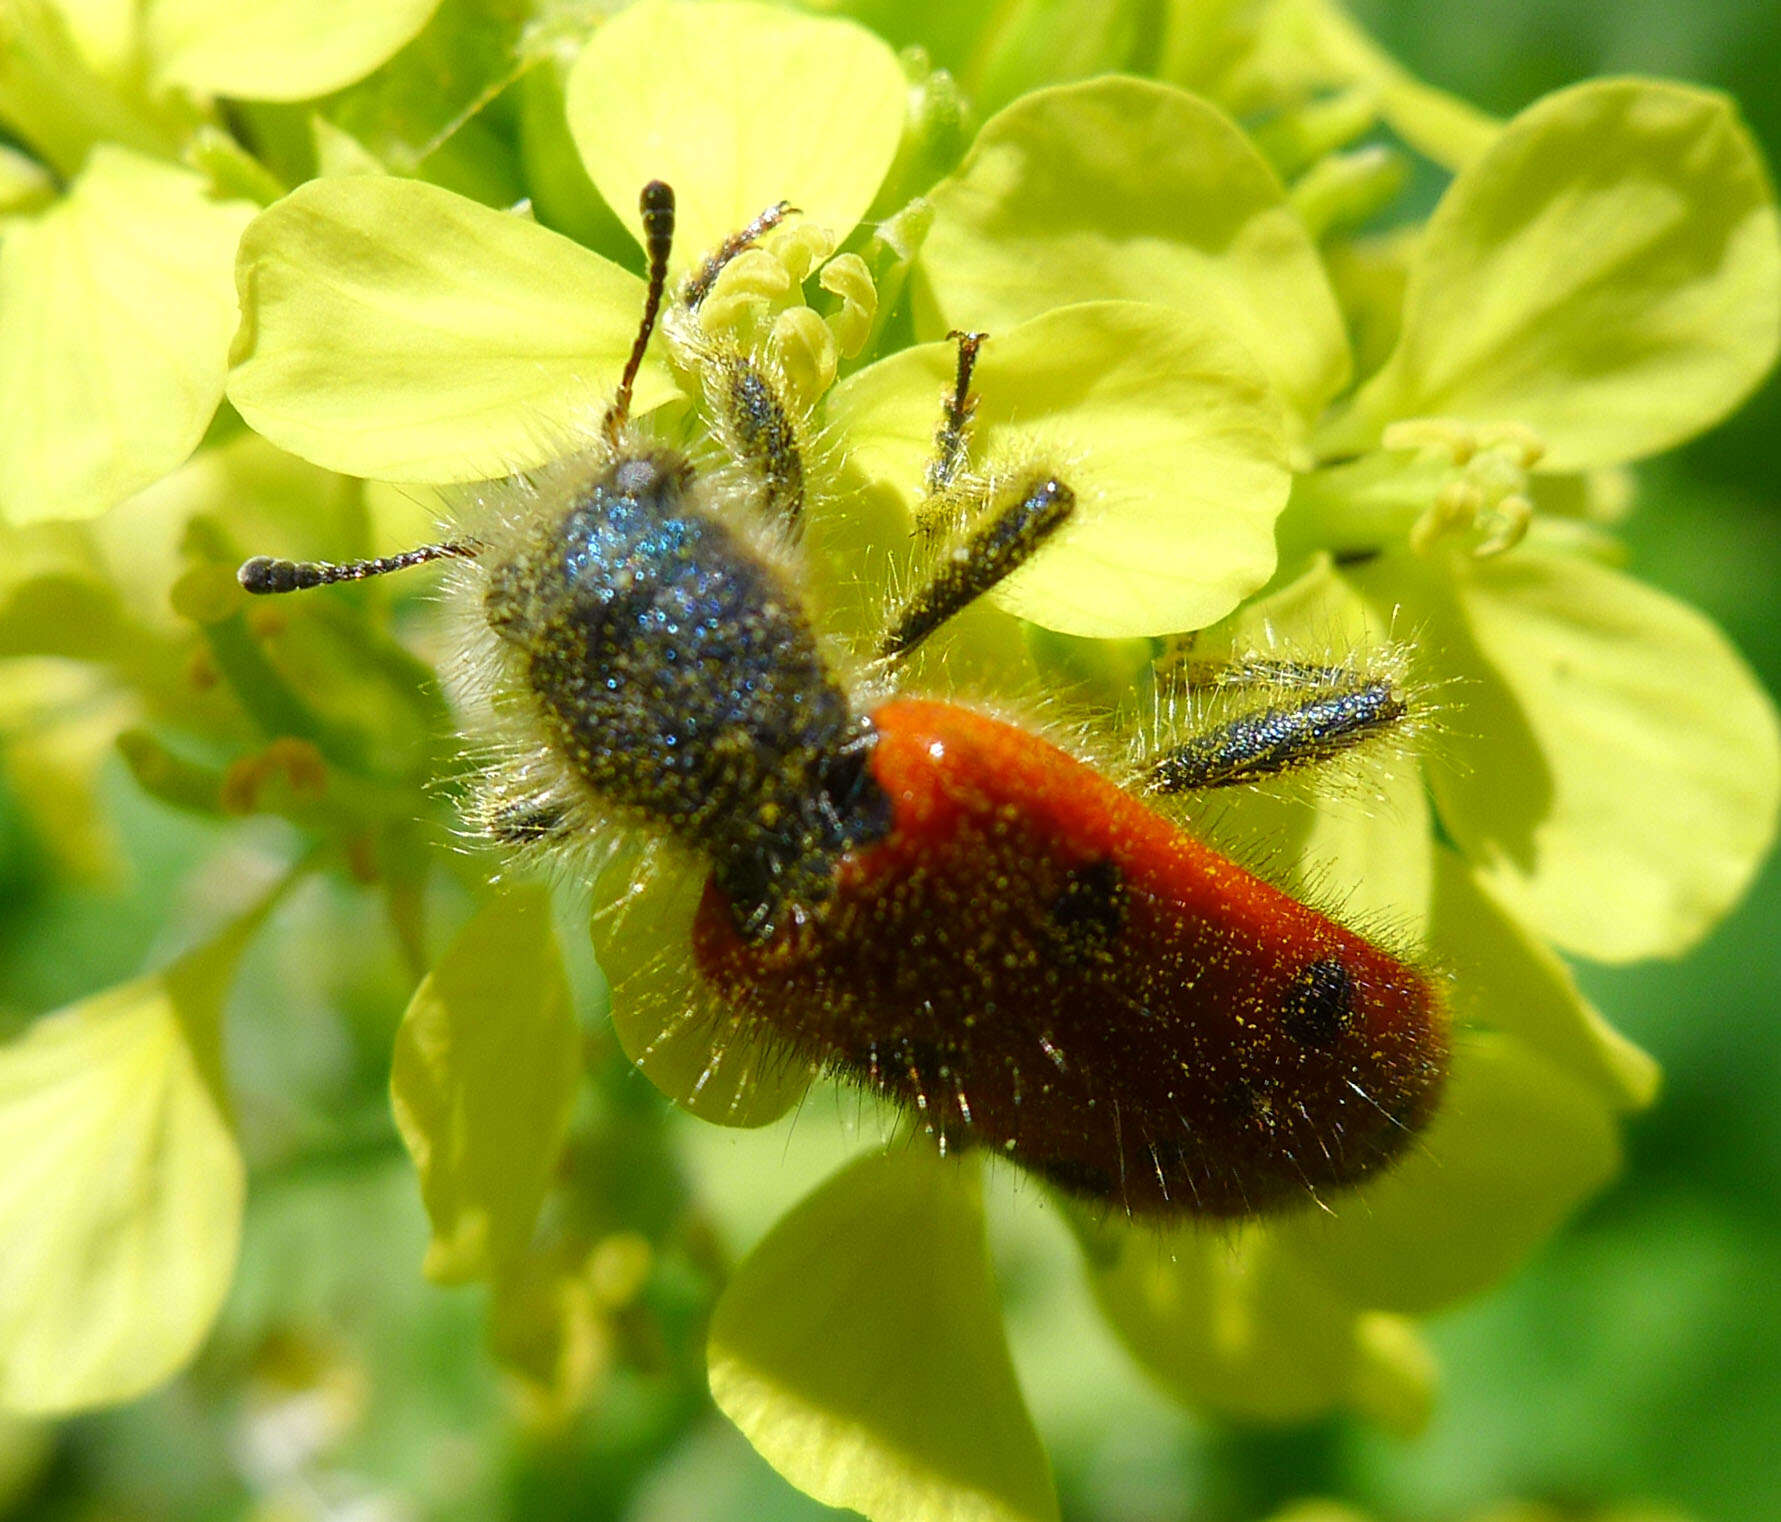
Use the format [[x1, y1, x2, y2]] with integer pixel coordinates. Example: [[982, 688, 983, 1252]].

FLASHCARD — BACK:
[[240, 181, 1446, 1217]]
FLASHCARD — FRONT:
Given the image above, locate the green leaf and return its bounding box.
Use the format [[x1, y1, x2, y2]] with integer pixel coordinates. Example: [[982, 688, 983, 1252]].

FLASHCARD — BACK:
[[0, 147, 253, 523], [565, 0, 908, 262], [0, 1409, 51, 1512], [1276, 1034, 1621, 1314], [310, 116, 388, 179], [182, 123, 287, 206], [920, 77, 1350, 443], [391, 884, 580, 1284], [1321, 226, 1417, 389], [592, 862, 811, 1129], [0, 923, 251, 1414], [516, 58, 624, 250], [829, 301, 1290, 637], [227, 175, 679, 481], [1429, 848, 1659, 1111], [146, 0, 443, 102], [709, 1147, 1058, 1522], [1399, 549, 1781, 962], [1328, 79, 1781, 470], [1082, 1217, 1432, 1426], [316, 0, 533, 194]]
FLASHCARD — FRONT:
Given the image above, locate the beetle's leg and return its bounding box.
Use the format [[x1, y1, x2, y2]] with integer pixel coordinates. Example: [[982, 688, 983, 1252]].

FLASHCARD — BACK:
[[676, 198, 809, 531], [1158, 642, 1378, 696], [879, 331, 1078, 660], [483, 797, 575, 846], [701, 346, 807, 529], [918, 330, 988, 524], [1142, 667, 1409, 793], [879, 473, 1075, 660], [680, 199, 795, 312]]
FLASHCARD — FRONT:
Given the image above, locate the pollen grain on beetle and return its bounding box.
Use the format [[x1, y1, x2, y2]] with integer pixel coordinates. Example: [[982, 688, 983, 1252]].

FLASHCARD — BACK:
[[240, 183, 1447, 1220]]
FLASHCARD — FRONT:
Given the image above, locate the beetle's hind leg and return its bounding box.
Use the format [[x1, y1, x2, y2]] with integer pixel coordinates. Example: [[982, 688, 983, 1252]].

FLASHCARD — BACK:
[[483, 796, 575, 846], [878, 332, 1078, 661], [1141, 660, 1410, 794]]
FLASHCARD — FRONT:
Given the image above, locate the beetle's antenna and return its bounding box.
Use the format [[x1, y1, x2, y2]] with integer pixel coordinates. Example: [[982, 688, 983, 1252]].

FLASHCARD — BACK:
[[604, 179, 676, 444], [238, 541, 479, 595]]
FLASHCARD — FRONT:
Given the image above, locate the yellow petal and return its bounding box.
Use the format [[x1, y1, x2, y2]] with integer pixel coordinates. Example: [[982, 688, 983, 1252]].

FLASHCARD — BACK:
[[593, 861, 811, 1129], [710, 1147, 1057, 1522], [1278, 1034, 1621, 1314], [1430, 849, 1659, 1110], [391, 885, 580, 1284], [922, 77, 1350, 442], [227, 176, 676, 482], [830, 301, 1290, 638], [1084, 1217, 1428, 1425], [0, 148, 252, 522], [146, 0, 443, 102], [0, 929, 250, 1413], [1418, 550, 1781, 962], [1330, 80, 1781, 470], [566, 0, 907, 262]]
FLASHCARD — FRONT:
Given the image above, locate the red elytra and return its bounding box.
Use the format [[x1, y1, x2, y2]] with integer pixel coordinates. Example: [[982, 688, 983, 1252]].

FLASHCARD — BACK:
[[693, 697, 1448, 1217]]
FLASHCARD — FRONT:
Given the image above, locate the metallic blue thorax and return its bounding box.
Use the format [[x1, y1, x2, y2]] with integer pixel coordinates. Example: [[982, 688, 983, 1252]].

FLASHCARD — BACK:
[[482, 451, 880, 931]]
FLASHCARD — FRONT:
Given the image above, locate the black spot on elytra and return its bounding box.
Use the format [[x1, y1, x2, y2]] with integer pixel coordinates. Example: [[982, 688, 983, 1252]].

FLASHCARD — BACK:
[[1281, 957, 1355, 1048], [1048, 858, 1126, 965]]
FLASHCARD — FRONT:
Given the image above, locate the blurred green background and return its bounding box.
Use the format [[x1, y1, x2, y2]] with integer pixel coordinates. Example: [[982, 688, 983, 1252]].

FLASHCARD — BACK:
[[1345, 4, 1781, 1520], [2, 2, 1778, 1519]]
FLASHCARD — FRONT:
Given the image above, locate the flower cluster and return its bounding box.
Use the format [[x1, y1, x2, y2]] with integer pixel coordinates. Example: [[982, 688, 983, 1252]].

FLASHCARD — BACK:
[[0, 2, 1777, 1519]]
